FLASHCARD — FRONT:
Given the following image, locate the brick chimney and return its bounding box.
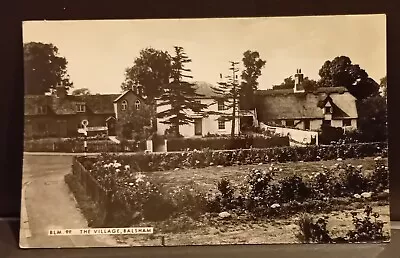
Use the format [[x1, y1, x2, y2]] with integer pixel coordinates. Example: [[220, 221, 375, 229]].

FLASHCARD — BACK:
[[131, 85, 143, 96], [294, 69, 305, 93], [55, 84, 67, 98]]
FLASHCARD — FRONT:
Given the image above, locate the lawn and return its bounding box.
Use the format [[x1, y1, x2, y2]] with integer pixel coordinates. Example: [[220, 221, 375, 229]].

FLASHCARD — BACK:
[[144, 156, 385, 194], [101, 156, 389, 246]]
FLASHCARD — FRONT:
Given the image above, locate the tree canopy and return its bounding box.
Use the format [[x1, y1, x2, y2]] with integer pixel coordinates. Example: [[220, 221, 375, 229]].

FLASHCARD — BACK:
[[24, 42, 73, 95], [157, 46, 207, 137], [318, 56, 379, 99], [240, 50, 266, 109], [273, 75, 317, 92], [121, 47, 172, 100], [71, 88, 91, 96], [379, 75, 387, 98]]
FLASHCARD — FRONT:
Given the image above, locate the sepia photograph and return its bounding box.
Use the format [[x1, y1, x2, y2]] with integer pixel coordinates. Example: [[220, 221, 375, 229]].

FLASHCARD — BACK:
[[20, 14, 389, 248]]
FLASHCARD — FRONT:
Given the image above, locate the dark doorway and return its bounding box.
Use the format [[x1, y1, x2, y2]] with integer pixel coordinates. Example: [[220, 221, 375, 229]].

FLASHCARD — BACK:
[[194, 118, 202, 136]]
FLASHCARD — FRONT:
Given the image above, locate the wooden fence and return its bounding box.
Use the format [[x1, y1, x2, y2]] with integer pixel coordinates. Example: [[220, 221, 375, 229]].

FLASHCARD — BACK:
[[72, 157, 113, 219]]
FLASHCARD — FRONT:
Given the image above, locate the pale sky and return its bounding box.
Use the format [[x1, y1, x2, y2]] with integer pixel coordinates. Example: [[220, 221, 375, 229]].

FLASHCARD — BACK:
[[23, 15, 386, 94]]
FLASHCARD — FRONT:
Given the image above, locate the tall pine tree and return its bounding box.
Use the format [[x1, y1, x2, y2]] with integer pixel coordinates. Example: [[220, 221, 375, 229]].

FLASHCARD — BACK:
[[211, 61, 241, 138], [157, 46, 207, 137]]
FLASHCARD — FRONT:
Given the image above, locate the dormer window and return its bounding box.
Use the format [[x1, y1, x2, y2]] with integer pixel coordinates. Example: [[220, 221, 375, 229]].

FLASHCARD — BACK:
[[37, 105, 47, 115], [324, 107, 331, 114], [135, 100, 141, 110], [121, 100, 128, 110], [217, 100, 225, 111], [76, 104, 86, 112]]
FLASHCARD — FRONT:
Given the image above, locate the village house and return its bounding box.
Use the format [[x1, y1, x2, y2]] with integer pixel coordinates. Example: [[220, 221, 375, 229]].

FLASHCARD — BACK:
[[24, 85, 147, 138], [155, 81, 242, 137], [255, 70, 358, 132]]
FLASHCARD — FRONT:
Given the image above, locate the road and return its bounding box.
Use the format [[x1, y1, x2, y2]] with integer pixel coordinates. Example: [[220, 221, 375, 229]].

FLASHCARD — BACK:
[[20, 154, 121, 248]]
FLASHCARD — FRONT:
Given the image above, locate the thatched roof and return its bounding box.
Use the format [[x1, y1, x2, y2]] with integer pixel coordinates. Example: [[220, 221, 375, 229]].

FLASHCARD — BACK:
[[255, 87, 358, 121], [24, 94, 120, 116]]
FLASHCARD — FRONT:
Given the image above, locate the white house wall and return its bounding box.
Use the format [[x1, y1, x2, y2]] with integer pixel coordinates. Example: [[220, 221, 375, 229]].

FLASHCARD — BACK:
[[156, 98, 240, 137], [310, 119, 322, 131]]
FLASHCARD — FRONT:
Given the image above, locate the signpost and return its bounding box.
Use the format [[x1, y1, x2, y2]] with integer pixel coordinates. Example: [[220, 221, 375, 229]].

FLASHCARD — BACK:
[[81, 120, 89, 154]]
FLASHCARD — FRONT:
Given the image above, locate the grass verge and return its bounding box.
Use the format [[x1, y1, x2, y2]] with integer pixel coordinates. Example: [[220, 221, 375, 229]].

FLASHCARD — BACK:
[[64, 173, 106, 227]]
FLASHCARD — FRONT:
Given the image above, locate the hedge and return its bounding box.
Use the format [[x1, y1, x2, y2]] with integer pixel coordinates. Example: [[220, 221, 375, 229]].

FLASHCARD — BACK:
[[167, 135, 289, 151], [78, 142, 387, 172], [24, 138, 146, 152]]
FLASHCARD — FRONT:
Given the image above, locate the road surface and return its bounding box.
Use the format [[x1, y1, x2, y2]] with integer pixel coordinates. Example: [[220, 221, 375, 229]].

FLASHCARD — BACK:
[[20, 154, 121, 248]]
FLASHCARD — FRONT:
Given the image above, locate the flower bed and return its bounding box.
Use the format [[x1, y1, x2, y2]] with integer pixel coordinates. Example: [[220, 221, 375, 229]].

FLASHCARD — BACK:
[[72, 142, 389, 232]]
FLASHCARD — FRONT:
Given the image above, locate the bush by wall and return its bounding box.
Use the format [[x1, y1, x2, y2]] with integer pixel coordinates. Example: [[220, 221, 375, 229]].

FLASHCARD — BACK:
[[79, 142, 387, 173], [166, 135, 289, 151]]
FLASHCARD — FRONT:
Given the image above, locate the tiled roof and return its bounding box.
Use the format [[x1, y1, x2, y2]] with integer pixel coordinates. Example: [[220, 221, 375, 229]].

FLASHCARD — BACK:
[[24, 94, 120, 116], [255, 87, 358, 121], [192, 81, 224, 99]]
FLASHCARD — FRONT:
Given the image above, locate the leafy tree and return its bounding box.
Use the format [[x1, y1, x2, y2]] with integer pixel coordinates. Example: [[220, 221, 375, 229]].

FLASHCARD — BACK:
[[72, 88, 91, 96], [273, 76, 295, 90], [302, 77, 318, 92], [117, 105, 154, 140], [24, 42, 73, 95], [357, 95, 387, 142], [379, 75, 387, 98], [157, 46, 207, 137], [211, 61, 241, 137], [240, 50, 266, 110], [318, 56, 379, 99], [273, 75, 317, 92], [121, 47, 172, 100]]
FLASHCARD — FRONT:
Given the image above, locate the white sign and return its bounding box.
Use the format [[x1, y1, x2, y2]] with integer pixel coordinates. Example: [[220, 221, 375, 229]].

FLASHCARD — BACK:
[[48, 227, 153, 236], [77, 128, 86, 134], [81, 119, 89, 127]]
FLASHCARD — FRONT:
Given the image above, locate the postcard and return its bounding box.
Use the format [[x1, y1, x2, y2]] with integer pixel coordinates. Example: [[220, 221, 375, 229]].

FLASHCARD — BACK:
[[20, 14, 389, 248]]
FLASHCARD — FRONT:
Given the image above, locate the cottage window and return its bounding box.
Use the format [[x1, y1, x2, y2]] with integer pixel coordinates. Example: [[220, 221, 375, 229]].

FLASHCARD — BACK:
[[135, 100, 141, 110], [217, 100, 225, 111], [218, 119, 226, 130], [76, 104, 86, 112], [324, 107, 331, 114], [121, 100, 128, 110], [286, 120, 294, 127], [37, 105, 47, 114], [323, 119, 331, 126], [304, 119, 310, 130], [343, 119, 352, 127]]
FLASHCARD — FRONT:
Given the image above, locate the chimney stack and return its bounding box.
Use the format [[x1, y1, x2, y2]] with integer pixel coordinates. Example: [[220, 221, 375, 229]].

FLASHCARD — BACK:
[[55, 84, 67, 98], [294, 68, 305, 93]]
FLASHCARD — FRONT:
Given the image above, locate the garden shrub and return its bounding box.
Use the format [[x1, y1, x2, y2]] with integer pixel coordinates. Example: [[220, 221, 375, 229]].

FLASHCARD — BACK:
[[309, 168, 342, 199], [338, 164, 369, 196], [296, 213, 332, 243], [279, 175, 311, 203], [296, 206, 389, 244], [346, 206, 389, 242], [214, 178, 236, 211], [368, 158, 389, 192], [170, 185, 209, 219], [244, 168, 276, 214]]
